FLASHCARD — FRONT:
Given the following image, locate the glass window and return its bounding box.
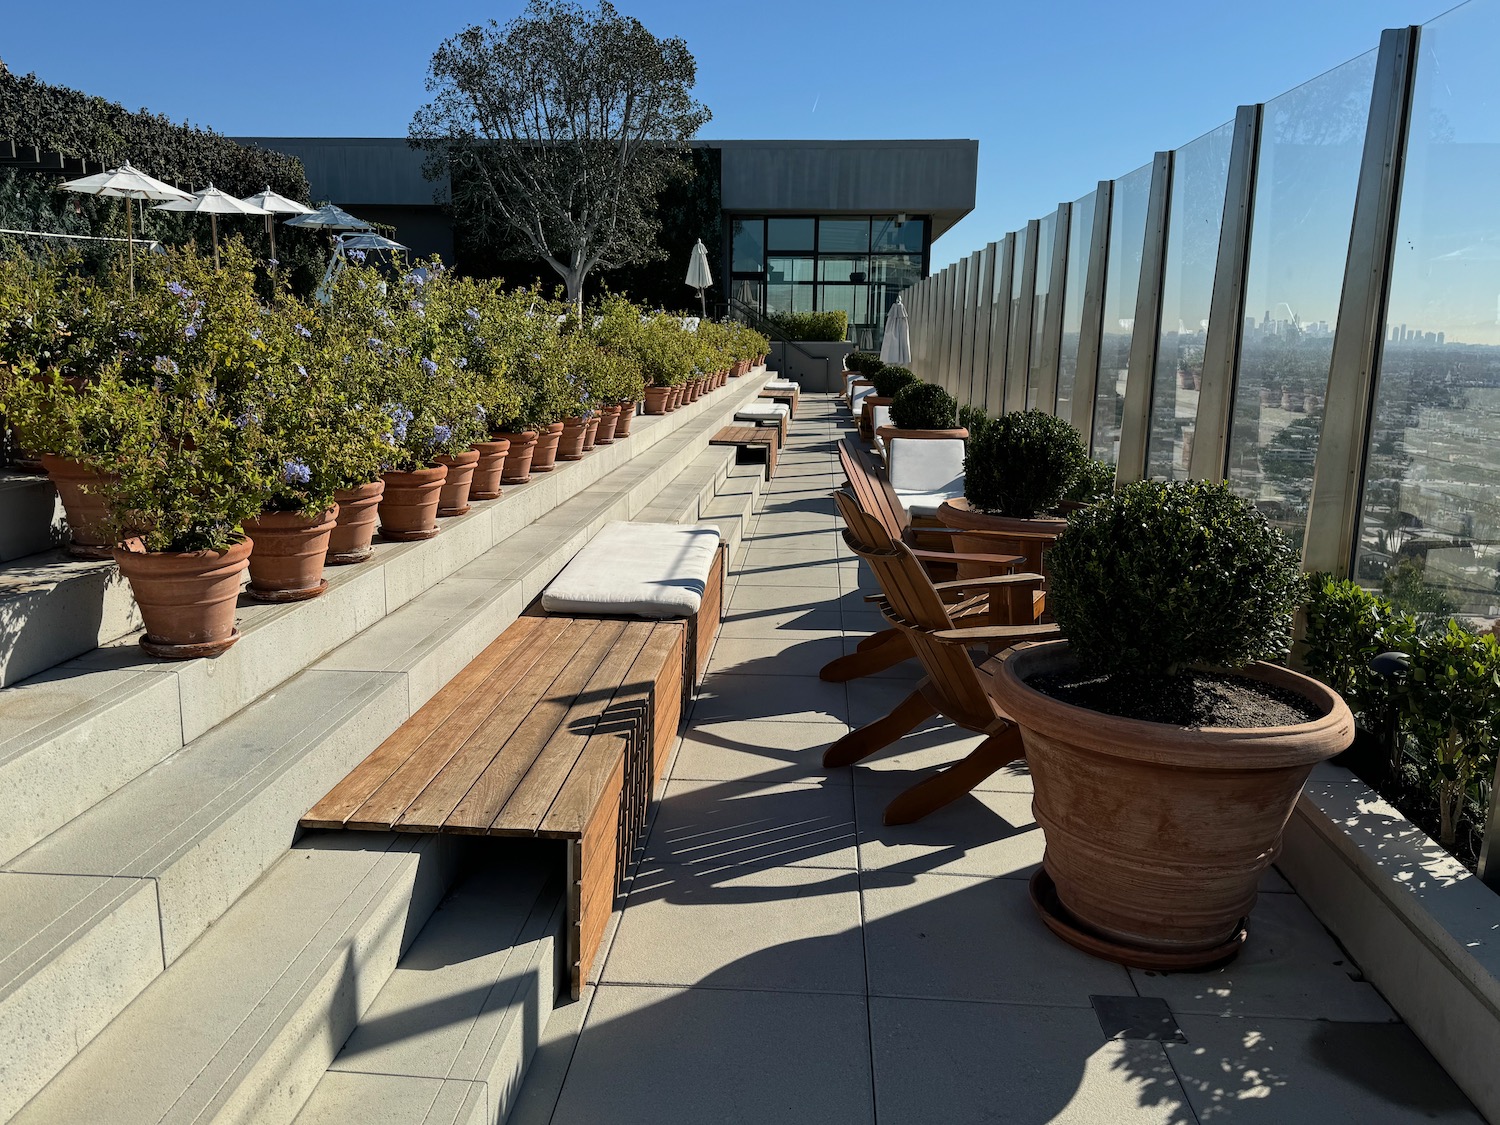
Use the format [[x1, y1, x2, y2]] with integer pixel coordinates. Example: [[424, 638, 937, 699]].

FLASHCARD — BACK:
[[767, 283, 813, 314], [818, 284, 868, 327], [818, 219, 870, 253], [818, 255, 869, 283], [731, 217, 764, 274], [1145, 122, 1235, 481], [1008, 226, 1030, 399], [1355, 8, 1500, 615], [766, 256, 813, 284], [1226, 50, 1377, 550], [1057, 190, 1097, 423], [1028, 211, 1058, 410], [767, 218, 815, 251], [873, 216, 925, 253], [1091, 163, 1153, 464]]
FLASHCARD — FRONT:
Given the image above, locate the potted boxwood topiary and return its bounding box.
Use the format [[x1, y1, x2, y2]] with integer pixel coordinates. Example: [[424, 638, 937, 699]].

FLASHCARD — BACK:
[[863, 364, 922, 438], [989, 480, 1353, 968], [1060, 457, 1116, 512]]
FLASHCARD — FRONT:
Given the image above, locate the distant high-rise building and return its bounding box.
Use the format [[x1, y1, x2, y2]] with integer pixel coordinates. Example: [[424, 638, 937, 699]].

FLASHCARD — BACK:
[[1438, 331, 1446, 346]]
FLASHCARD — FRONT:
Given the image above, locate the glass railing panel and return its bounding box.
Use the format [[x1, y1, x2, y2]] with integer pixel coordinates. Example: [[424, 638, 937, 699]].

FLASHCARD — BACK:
[[1225, 49, 1378, 550], [1091, 162, 1153, 464], [1028, 210, 1058, 409], [1355, 5, 1500, 616], [1145, 122, 1235, 481], [1056, 189, 1097, 422]]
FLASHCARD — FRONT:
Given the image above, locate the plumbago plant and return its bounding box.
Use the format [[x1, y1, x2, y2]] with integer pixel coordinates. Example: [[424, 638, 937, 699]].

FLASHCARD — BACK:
[[588, 293, 647, 403], [633, 313, 694, 387], [450, 278, 523, 432], [0, 252, 126, 386], [487, 288, 577, 431]]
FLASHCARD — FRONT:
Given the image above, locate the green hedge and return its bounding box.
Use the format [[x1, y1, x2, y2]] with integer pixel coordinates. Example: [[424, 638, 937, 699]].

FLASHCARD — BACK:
[[764, 310, 848, 342]]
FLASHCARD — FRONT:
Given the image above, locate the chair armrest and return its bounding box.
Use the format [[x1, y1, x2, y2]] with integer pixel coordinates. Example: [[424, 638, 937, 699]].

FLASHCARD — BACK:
[[931, 623, 1062, 644], [912, 549, 1024, 569], [932, 573, 1046, 594]]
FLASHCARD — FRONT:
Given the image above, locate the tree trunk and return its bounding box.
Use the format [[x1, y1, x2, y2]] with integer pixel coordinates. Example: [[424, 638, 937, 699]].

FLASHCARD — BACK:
[[565, 268, 585, 318]]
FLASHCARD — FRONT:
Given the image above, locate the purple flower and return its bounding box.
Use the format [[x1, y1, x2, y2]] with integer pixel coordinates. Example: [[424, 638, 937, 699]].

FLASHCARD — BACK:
[[281, 460, 312, 485], [184, 322, 198, 341], [455, 357, 467, 369], [234, 410, 259, 429], [385, 405, 413, 443], [151, 355, 178, 376], [296, 364, 308, 379], [431, 423, 452, 445], [250, 327, 263, 341], [366, 337, 382, 351], [409, 300, 425, 315], [465, 307, 481, 322], [294, 323, 311, 339], [348, 249, 366, 264], [267, 257, 280, 268], [474, 404, 487, 423], [419, 357, 439, 376], [119, 329, 141, 342], [167, 281, 193, 298]]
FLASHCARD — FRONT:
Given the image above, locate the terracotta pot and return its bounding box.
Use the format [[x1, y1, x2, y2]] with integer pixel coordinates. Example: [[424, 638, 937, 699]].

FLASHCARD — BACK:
[[435, 448, 480, 516], [936, 497, 1068, 580], [730, 359, 746, 378], [594, 404, 622, 445], [40, 453, 115, 559], [530, 421, 565, 472], [113, 537, 252, 659], [496, 430, 538, 485], [670, 384, 686, 410], [643, 386, 672, 415], [469, 437, 511, 500], [243, 507, 338, 602], [559, 416, 589, 461], [582, 415, 600, 451], [615, 401, 637, 437], [989, 640, 1353, 968], [379, 465, 448, 541], [327, 480, 385, 565]]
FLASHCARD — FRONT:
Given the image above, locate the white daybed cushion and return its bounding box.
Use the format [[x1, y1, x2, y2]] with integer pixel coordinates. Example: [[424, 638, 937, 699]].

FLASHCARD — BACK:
[[735, 403, 790, 423], [888, 436, 966, 519], [850, 385, 875, 414], [765, 379, 799, 390], [541, 521, 721, 619]]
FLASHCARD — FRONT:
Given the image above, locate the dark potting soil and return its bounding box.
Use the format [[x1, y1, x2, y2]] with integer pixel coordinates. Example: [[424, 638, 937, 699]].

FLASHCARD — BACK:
[[1028, 668, 1322, 728]]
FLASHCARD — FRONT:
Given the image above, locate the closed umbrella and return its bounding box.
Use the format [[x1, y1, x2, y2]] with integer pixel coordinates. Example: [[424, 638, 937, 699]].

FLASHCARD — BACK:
[[242, 186, 312, 265], [880, 296, 912, 365], [59, 161, 192, 293], [153, 184, 269, 269], [685, 237, 713, 319]]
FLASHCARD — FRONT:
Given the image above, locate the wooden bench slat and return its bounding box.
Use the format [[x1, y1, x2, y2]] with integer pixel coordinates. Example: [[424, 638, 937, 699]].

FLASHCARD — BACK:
[[492, 620, 657, 835], [390, 619, 608, 832], [301, 615, 551, 829], [443, 619, 630, 833]]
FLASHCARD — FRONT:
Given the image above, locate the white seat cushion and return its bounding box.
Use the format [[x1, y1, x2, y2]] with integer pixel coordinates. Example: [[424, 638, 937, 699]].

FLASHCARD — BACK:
[[736, 403, 790, 423], [888, 436, 966, 519], [541, 521, 722, 618], [894, 488, 964, 519], [850, 385, 875, 414], [765, 379, 799, 390]]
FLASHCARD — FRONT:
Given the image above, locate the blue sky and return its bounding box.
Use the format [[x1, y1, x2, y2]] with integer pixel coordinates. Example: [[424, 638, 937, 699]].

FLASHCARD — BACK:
[[3, 0, 1458, 265]]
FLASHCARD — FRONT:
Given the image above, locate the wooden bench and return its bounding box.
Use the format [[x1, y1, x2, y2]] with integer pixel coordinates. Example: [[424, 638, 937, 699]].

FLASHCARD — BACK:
[[302, 614, 686, 998], [712, 424, 780, 480], [759, 386, 799, 418]]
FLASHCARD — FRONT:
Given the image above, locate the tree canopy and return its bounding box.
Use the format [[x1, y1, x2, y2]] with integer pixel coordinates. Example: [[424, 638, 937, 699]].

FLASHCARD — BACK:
[[410, 0, 711, 311]]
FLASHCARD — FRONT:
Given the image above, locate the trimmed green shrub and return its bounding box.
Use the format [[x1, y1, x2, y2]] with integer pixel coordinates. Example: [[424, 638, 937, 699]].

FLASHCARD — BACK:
[[889, 382, 958, 430], [1301, 574, 1418, 722], [846, 350, 881, 375], [764, 310, 848, 342], [1065, 459, 1116, 504], [1048, 480, 1302, 684], [871, 365, 920, 398], [957, 403, 990, 438], [964, 410, 1087, 518]]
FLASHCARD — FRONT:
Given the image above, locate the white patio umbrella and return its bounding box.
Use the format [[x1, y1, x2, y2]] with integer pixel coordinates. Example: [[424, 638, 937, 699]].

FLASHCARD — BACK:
[[59, 161, 192, 293], [153, 184, 269, 270], [685, 237, 713, 319], [242, 185, 312, 265], [283, 203, 374, 232], [338, 231, 408, 252], [879, 296, 912, 365]]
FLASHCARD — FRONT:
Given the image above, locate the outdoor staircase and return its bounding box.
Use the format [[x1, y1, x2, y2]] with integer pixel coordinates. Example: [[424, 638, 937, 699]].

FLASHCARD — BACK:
[[0, 369, 779, 1124]]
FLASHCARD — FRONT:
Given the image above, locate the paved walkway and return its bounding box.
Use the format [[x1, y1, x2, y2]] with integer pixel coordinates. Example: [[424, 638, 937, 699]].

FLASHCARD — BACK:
[[513, 393, 1480, 1125]]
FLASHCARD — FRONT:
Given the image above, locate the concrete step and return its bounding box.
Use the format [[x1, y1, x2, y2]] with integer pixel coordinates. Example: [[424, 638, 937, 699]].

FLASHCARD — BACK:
[[295, 847, 565, 1125], [0, 473, 62, 564], [0, 373, 772, 692], [10, 831, 459, 1125]]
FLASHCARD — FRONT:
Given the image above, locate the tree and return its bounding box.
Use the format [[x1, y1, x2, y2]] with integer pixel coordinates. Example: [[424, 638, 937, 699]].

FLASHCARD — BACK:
[[410, 0, 710, 313]]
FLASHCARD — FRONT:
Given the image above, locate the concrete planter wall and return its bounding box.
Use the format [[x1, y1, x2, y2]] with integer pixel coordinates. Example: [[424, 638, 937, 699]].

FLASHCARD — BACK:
[[1278, 763, 1500, 1122], [768, 341, 853, 391]]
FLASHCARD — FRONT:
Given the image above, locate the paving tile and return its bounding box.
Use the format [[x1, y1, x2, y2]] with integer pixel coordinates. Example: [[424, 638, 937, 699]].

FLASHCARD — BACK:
[[718, 608, 845, 639], [707, 635, 848, 679], [1165, 1014, 1482, 1123], [642, 778, 857, 871], [690, 671, 848, 725], [855, 782, 1043, 880], [1130, 892, 1396, 1023], [862, 871, 1134, 1006], [604, 864, 865, 993], [734, 558, 843, 587], [844, 722, 1036, 793], [551, 984, 874, 1125], [668, 717, 847, 785], [870, 997, 1194, 1124]]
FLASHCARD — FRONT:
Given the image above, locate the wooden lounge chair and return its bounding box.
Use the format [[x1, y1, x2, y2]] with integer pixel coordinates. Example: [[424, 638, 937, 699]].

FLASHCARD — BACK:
[[825, 488, 1060, 824]]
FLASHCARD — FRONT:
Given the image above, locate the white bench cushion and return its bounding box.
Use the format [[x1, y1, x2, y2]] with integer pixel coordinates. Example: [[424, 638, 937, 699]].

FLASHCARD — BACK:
[[541, 521, 722, 618], [736, 403, 790, 423], [850, 385, 875, 414], [888, 436, 966, 519], [765, 379, 799, 390]]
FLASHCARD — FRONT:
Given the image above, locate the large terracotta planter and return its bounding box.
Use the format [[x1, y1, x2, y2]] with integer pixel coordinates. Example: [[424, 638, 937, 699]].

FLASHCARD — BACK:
[[615, 401, 637, 437], [40, 453, 115, 559], [495, 430, 538, 485], [582, 415, 600, 451], [670, 384, 686, 411], [469, 437, 511, 500], [559, 416, 589, 461], [936, 497, 1068, 581], [594, 404, 622, 445], [114, 537, 252, 659], [327, 480, 385, 565], [243, 506, 338, 602], [435, 448, 480, 516], [989, 640, 1353, 969], [530, 421, 565, 473], [379, 465, 447, 541], [643, 386, 672, 415]]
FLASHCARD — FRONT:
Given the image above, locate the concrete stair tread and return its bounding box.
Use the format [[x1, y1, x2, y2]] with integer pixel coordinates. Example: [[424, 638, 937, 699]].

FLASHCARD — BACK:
[[10, 832, 458, 1125]]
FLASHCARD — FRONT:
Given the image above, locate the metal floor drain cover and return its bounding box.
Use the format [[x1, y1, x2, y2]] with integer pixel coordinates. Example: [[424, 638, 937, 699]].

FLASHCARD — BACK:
[[1089, 995, 1187, 1042]]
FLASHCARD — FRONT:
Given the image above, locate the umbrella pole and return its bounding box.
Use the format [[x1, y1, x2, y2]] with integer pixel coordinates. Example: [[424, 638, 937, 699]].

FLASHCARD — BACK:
[[211, 213, 220, 270], [267, 215, 277, 267], [126, 195, 135, 296], [699, 289, 706, 319]]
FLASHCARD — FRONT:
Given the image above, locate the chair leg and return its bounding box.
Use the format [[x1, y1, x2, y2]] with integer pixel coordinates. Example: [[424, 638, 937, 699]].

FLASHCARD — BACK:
[[818, 629, 912, 682], [882, 725, 1025, 825], [823, 689, 935, 768]]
